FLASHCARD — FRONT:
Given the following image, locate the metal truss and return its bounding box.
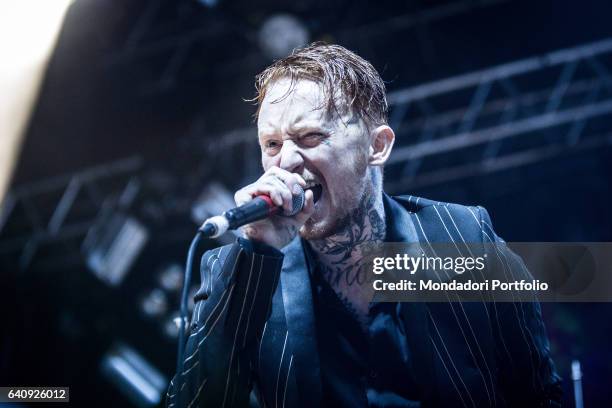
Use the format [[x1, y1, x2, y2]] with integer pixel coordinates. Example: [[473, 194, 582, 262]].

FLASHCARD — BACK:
[[109, 0, 507, 91], [0, 157, 143, 270], [195, 37, 612, 193], [384, 37, 612, 192]]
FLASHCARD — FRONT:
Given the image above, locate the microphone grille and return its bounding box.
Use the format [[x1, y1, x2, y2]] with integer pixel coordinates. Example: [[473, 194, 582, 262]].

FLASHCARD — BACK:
[[284, 185, 305, 216]]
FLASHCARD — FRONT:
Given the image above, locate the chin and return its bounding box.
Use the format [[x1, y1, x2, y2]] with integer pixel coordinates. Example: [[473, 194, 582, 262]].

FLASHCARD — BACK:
[[299, 216, 338, 240], [301, 193, 359, 240]]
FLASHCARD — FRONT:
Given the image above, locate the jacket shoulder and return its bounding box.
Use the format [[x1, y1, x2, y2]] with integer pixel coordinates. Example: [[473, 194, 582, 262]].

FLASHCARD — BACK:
[[392, 194, 495, 243]]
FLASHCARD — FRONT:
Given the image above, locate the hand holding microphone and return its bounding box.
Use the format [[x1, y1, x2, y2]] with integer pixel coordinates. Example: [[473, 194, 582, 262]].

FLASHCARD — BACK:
[[201, 167, 315, 250], [179, 168, 313, 402]]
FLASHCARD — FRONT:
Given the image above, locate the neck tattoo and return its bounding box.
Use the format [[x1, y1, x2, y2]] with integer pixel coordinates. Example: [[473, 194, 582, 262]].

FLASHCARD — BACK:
[[309, 190, 386, 327]]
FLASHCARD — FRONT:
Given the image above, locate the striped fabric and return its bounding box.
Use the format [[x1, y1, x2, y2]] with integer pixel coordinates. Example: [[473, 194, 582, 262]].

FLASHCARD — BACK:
[[166, 194, 562, 408]]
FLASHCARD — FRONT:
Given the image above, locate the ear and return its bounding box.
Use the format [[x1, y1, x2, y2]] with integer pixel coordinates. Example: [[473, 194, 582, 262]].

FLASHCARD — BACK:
[[368, 125, 395, 166]]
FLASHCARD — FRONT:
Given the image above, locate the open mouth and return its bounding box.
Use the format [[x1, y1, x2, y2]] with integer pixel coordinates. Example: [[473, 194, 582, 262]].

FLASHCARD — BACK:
[[305, 184, 323, 203]]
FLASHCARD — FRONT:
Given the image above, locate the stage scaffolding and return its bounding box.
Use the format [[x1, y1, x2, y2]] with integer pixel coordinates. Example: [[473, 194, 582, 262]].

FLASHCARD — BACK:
[[199, 37, 612, 192]]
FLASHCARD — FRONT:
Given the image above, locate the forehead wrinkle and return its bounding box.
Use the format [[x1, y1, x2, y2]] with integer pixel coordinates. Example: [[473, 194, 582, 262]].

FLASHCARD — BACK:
[[259, 78, 362, 138], [287, 107, 328, 130], [257, 97, 296, 137], [262, 106, 328, 138]]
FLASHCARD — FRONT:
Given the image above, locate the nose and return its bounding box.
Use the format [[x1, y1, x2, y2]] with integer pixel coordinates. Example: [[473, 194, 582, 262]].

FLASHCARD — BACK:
[[279, 139, 305, 174]]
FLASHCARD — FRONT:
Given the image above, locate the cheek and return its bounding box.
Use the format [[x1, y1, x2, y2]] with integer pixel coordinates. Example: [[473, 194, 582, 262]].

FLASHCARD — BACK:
[[261, 154, 277, 171], [329, 143, 368, 176], [306, 139, 367, 182]]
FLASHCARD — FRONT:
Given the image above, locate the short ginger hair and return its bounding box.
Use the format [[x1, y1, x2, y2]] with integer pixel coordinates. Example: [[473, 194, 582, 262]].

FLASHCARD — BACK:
[[252, 42, 388, 128]]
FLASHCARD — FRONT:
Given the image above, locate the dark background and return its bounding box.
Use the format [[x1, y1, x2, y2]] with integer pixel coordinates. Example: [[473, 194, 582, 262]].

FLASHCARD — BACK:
[[1, 0, 611, 406]]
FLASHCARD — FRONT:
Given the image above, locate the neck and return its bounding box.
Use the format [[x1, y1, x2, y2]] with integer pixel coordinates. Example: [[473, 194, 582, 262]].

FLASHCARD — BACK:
[[309, 187, 386, 290]]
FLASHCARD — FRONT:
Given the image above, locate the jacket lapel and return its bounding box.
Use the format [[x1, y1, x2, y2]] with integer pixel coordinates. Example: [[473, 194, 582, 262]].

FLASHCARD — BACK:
[[383, 194, 436, 401], [280, 237, 322, 408], [277, 195, 436, 407]]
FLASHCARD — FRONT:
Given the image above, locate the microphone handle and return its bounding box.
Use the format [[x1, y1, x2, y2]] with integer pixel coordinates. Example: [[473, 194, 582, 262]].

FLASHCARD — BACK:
[[225, 195, 278, 229], [199, 186, 304, 238]]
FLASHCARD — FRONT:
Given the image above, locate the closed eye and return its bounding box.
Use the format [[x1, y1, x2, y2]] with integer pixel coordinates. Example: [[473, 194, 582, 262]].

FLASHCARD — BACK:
[[298, 132, 326, 147]]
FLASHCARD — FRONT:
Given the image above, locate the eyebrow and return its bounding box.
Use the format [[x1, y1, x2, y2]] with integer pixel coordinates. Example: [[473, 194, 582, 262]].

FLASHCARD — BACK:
[[258, 123, 328, 139], [286, 124, 327, 136]]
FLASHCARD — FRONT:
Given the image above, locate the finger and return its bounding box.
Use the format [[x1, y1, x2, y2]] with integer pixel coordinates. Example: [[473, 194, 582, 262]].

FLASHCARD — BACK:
[[294, 189, 314, 223], [234, 188, 253, 207], [240, 184, 284, 207], [271, 172, 307, 213], [247, 176, 294, 211], [263, 176, 293, 211], [288, 172, 307, 188], [268, 167, 306, 190]]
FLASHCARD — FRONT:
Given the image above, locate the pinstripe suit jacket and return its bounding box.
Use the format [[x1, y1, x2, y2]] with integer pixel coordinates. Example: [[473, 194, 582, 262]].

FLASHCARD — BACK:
[[166, 194, 562, 408]]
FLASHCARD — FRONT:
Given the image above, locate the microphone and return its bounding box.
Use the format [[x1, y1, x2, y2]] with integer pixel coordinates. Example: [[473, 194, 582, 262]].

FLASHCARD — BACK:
[[199, 185, 305, 238], [174, 185, 305, 406]]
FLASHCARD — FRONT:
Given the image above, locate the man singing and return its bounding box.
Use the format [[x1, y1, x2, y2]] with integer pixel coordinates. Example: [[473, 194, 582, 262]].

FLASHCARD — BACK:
[[167, 43, 561, 407]]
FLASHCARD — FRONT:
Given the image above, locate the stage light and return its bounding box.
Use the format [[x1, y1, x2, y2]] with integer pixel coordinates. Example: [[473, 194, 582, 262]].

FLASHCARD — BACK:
[[197, 0, 219, 8], [191, 183, 239, 244], [0, 0, 72, 202], [140, 288, 168, 318], [258, 14, 309, 59], [191, 183, 234, 222], [83, 213, 149, 286], [158, 263, 183, 292], [164, 312, 182, 339], [100, 344, 167, 408]]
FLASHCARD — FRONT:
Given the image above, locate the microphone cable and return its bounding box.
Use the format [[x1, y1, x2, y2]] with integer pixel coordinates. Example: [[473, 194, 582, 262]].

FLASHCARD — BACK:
[[173, 187, 304, 407]]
